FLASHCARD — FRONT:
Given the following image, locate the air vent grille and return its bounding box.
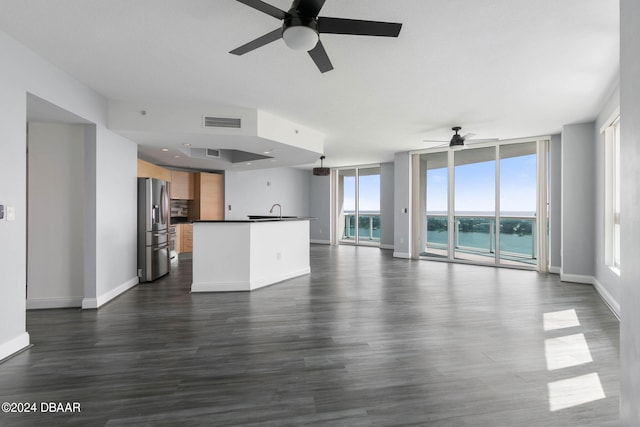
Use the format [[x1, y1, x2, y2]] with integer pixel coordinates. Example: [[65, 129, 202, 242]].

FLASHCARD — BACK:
[[203, 116, 241, 129], [205, 148, 220, 158]]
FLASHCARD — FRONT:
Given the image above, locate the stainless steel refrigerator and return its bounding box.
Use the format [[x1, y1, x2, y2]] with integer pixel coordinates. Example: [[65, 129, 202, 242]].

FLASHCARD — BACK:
[[137, 177, 170, 282]]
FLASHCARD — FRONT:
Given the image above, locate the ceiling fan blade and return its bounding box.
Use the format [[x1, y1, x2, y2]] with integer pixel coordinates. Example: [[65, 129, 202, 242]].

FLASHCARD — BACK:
[[317, 17, 402, 37], [235, 0, 287, 20], [229, 28, 282, 55], [293, 0, 326, 17], [461, 133, 476, 141], [308, 40, 333, 73]]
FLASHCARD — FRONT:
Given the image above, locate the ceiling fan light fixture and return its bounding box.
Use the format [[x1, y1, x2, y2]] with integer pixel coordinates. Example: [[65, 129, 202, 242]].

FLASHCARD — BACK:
[[282, 25, 318, 51], [449, 126, 466, 150]]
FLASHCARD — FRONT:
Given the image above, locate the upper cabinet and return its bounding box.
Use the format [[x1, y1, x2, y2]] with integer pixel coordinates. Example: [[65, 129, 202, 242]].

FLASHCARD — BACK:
[[189, 172, 224, 221], [170, 170, 194, 200], [137, 159, 171, 182]]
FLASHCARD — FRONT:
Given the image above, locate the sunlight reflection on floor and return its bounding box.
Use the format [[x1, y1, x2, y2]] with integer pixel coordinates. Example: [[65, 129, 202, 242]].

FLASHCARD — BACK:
[[544, 309, 606, 412]]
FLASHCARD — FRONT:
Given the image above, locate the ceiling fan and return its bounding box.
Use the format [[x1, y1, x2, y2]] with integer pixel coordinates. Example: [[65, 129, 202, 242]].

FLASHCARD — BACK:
[[424, 126, 497, 150], [229, 0, 402, 73]]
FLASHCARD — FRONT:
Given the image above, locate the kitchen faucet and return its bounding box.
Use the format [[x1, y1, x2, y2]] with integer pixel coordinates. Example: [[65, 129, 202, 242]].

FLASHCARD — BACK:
[[269, 203, 282, 218]]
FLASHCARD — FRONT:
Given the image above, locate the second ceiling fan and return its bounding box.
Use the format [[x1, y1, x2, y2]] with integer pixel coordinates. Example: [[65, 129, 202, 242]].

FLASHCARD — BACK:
[[229, 0, 402, 73]]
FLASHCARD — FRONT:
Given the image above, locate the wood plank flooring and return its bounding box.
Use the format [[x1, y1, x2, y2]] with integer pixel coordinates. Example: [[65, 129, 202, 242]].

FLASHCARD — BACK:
[[0, 245, 619, 426]]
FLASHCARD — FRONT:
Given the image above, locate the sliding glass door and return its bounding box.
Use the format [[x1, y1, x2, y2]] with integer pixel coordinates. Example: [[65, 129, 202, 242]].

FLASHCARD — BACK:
[[454, 146, 496, 263], [418, 140, 547, 270], [337, 166, 380, 246]]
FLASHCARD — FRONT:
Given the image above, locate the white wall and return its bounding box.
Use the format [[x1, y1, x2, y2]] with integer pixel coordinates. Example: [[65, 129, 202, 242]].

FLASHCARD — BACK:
[[84, 126, 138, 308], [380, 162, 395, 249], [225, 167, 310, 220], [548, 134, 562, 272], [27, 123, 85, 308], [309, 173, 331, 244], [0, 29, 138, 359], [560, 122, 596, 281], [620, 0, 640, 423], [0, 76, 30, 360], [393, 152, 411, 258]]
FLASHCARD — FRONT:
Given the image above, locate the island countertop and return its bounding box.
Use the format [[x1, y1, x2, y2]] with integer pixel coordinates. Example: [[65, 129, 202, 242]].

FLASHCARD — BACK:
[[191, 219, 312, 292], [192, 217, 316, 223]]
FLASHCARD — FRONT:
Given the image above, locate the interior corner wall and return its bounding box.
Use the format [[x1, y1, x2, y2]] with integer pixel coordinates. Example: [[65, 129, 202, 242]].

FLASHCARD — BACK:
[[27, 122, 85, 309], [224, 167, 310, 221], [560, 122, 596, 282], [620, 0, 640, 423], [309, 172, 331, 244], [393, 152, 411, 258], [0, 28, 139, 360], [548, 134, 562, 272], [380, 162, 395, 249]]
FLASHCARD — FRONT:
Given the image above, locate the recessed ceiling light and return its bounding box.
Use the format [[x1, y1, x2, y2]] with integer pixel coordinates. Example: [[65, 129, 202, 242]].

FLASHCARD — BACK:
[[263, 150, 271, 154], [174, 155, 181, 158], [161, 148, 169, 152], [182, 143, 191, 147], [246, 162, 252, 166]]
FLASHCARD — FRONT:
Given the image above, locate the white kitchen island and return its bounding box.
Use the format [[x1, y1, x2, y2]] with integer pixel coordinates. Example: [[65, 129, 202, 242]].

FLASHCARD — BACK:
[[191, 218, 312, 292]]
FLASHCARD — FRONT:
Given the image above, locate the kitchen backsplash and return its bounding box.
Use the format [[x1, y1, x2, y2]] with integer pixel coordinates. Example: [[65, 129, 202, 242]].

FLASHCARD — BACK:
[[171, 200, 189, 217]]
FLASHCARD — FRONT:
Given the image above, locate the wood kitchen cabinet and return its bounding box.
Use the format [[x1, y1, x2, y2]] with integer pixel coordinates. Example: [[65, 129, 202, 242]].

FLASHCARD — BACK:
[[170, 170, 194, 200], [181, 224, 193, 253], [174, 223, 182, 253], [137, 159, 171, 182], [189, 172, 224, 221]]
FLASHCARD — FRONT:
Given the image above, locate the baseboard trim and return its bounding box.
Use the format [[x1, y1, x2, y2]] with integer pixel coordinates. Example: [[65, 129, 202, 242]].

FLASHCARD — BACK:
[[393, 252, 411, 259], [0, 332, 30, 362], [559, 272, 620, 320], [549, 266, 561, 274], [592, 277, 621, 320], [310, 239, 331, 245], [559, 272, 593, 284], [82, 276, 139, 309], [27, 297, 83, 310], [192, 268, 311, 292], [380, 244, 394, 250]]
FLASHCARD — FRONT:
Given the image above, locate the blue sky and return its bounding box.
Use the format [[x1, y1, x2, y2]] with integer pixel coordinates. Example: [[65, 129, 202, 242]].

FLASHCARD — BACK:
[[343, 153, 536, 214], [343, 175, 380, 211], [428, 153, 536, 213]]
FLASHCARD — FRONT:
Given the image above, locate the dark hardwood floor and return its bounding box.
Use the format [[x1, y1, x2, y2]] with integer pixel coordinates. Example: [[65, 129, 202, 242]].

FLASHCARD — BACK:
[[1, 245, 619, 426]]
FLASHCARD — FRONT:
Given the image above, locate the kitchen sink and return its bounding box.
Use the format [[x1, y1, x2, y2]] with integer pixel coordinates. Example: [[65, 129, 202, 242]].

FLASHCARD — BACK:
[[247, 215, 297, 219]]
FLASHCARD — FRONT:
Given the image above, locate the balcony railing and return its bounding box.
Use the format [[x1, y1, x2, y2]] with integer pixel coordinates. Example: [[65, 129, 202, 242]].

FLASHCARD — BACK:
[[342, 212, 380, 242], [426, 214, 537, 265]]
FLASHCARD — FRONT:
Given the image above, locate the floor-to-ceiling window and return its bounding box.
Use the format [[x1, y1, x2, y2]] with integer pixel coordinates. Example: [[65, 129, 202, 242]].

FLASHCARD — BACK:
[[336, 166, 380, 246], [417, 139, 548, 270]]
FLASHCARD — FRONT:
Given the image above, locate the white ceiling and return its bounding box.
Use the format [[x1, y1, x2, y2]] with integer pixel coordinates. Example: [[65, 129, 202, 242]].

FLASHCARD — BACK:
[[0, 0, 619, 169]]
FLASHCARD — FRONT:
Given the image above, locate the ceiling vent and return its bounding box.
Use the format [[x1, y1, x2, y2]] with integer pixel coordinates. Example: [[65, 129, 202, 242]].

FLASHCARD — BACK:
[[203, 116, 241, 129], [205, 148, 220, 158]]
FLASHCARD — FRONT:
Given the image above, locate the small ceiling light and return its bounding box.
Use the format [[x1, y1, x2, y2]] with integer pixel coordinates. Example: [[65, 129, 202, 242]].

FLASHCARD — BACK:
[[282, 25, 319, 51], [182, 143, 191, 147], [161, 148, 169, 152], [247, 162, 252, 166], [313, 155, 330, 176]]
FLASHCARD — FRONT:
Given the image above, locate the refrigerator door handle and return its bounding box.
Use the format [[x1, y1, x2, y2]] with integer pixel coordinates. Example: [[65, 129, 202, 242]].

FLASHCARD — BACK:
[[153, 243, 169, 252], [160, 184, 169, 225]]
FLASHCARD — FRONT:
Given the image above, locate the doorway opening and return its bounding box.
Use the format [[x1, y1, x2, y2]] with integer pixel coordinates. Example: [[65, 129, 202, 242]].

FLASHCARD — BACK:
[[335, 166, 381, 247]]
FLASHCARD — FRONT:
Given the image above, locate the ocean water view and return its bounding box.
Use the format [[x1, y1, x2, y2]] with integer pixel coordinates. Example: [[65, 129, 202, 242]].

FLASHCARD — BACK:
[[342, 211, 537, 262]]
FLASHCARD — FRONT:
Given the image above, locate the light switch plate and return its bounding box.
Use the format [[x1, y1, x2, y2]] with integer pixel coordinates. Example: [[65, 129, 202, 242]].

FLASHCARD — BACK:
[[6, 206, 15, 221]]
